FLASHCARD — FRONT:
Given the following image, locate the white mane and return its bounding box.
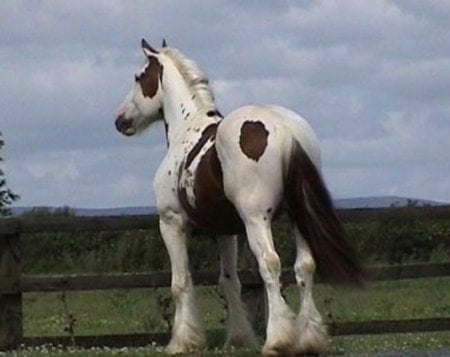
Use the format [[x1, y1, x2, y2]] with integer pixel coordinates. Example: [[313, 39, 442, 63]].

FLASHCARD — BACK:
[[161, 47, 216, 110]]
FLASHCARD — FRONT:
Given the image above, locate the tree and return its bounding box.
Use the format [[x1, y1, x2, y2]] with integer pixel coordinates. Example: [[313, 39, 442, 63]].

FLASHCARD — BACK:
[[0, 132, 19, 216]]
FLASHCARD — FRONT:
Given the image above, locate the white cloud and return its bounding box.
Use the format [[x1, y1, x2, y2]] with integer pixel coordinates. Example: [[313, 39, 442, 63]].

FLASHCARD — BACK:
[[113, 174, 147, 200], [285, 0, 416, 45], [376, 58, 450, 102], [26, 160, 80, 183]]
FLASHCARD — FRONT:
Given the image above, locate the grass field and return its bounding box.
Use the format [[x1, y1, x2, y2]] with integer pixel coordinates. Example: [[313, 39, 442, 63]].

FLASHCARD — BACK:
[[18, 276, 450, 355]]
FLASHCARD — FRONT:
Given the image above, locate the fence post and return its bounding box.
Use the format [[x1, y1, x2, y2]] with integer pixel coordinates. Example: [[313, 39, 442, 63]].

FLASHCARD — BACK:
[[0, 232, 22, 350]]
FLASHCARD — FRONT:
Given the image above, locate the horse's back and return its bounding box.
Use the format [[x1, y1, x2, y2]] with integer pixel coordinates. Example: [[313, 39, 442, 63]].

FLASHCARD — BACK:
[[217, 105, 321, 168]]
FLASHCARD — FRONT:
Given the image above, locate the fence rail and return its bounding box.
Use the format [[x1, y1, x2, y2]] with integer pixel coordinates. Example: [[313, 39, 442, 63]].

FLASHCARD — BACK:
[[1, 206, 450, 350], [1, 262, 449, 295]]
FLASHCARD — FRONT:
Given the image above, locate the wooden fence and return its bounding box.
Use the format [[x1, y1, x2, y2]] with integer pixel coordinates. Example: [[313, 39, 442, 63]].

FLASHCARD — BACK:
[[1, 206, 450, 350]]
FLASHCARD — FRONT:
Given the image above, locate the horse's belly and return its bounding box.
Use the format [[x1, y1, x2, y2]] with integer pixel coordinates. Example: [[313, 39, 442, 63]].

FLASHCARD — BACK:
[[184, 197, 245, 235], [178, 144, 244, 235]]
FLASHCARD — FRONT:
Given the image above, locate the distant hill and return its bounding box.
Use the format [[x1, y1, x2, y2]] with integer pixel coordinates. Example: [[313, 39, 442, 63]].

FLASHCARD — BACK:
[[73, 206, 158, 217], [334, 196, 447, 209], [10, 206, 157, 217], [9, 196, 448, 217]]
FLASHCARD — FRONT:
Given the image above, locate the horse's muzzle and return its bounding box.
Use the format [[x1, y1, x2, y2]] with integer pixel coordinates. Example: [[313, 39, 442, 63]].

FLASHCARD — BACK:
[[115, 114, 134, 135]]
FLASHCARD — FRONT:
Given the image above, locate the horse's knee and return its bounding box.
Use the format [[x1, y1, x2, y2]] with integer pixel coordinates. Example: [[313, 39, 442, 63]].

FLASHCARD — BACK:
[[264, 251, 281, 273], [171, 275, 191, 298], [259, 250, 281, 284], [171, 283, 183, 299], [295, 254, 315, 274]]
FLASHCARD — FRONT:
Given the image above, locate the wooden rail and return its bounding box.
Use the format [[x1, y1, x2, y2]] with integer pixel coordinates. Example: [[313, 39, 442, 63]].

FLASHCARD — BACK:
[[1, 206, 450, 350], [0, 262, 449, 294]]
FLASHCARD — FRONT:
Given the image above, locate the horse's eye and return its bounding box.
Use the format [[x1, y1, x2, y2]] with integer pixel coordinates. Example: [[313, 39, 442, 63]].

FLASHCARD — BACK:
[[134, 75, 140, 82]]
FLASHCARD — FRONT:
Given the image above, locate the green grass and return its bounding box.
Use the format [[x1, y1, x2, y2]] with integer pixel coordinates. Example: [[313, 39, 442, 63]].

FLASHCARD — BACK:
[[24, 287, 226, 337], [332, 332, 450, 354], [24, 277, 450, 337], [12, 332, 450, 356], [20, 277, 450, 355], [306, 277, 450, 322]]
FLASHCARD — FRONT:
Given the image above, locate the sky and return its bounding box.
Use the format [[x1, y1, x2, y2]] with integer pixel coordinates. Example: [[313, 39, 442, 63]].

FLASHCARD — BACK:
[[1, 0, 450, 209]]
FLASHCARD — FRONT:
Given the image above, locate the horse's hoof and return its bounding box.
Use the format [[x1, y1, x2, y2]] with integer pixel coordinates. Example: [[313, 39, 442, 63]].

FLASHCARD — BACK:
[[224, 329, 259, 350], [296, 315, 328, 356], [262, 342, 296, 357]]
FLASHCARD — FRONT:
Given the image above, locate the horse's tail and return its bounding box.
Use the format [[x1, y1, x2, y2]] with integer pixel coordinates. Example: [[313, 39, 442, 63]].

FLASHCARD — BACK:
[[285, 140, 364, 285]]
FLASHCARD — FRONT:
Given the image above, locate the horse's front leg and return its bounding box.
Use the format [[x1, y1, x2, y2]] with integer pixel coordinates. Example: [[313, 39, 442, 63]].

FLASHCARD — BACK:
[[159, 212, 205, 353], [217, 235, 258, 350]]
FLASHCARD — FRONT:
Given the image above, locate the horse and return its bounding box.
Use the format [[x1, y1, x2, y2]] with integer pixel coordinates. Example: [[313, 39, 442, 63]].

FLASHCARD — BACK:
[[115, 39, 363, 356]]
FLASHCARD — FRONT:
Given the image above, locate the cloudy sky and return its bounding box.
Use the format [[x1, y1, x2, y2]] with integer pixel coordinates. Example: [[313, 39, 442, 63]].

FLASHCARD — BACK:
[[1, 0, 450, 209]]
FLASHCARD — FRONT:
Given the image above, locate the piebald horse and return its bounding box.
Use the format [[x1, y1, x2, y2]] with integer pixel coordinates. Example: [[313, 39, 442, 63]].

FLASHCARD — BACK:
[[115, 39, 362, 356]]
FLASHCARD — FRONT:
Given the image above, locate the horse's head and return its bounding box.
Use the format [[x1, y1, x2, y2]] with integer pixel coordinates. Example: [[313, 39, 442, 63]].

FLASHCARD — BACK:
[[115, 39, 166, 136]]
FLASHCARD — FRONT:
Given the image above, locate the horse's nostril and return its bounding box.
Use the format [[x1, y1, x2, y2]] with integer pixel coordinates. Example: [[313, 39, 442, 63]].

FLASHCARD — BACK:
[[115, 115, 132, 133]]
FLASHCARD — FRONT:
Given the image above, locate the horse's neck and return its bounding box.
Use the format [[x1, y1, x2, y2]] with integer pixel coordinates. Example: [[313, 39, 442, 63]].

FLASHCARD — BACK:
[[162, 64, 217, 146]]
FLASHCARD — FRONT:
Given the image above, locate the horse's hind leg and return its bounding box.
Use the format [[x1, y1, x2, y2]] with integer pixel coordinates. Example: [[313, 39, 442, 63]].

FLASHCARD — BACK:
[[217, 111, 297, 355], [293, 226, 328, 354], [159, 213, 205, 353], [244, 217, 297, 356], [218, 235, 258, 350]]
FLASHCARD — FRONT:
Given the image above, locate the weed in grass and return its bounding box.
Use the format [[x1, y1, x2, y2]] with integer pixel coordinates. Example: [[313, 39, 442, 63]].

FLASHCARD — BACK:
[[60, 290, 76, 346], [378, 298, 395, 320], [141, 311, 163, 333], [155, 288, 173, 333], [323, 297, 334, 322]]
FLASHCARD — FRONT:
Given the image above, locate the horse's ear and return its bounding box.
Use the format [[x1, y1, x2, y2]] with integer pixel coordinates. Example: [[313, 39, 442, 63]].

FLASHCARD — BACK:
[[141, 38, 159, 56], [162, 38, 168, 48]]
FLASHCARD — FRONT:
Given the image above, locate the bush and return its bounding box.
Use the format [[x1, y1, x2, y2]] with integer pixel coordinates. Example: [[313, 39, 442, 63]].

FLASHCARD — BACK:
[[345, 219, 450, 264]]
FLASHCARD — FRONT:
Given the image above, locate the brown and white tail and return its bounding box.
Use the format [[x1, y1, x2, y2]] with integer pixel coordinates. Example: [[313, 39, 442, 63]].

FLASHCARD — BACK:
[[285, 140, 364, 285]]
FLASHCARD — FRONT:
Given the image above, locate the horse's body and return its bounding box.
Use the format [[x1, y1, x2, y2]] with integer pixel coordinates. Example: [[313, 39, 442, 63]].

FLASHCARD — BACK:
[[115, 39, 362, 356]]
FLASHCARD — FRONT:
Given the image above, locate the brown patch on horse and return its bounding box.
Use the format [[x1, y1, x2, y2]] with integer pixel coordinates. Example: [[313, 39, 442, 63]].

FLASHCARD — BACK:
[[138, 56, 163, 98], [178, 126, 244, 234], [239, 120, 269, 161], [185, 124, 217, 168]]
